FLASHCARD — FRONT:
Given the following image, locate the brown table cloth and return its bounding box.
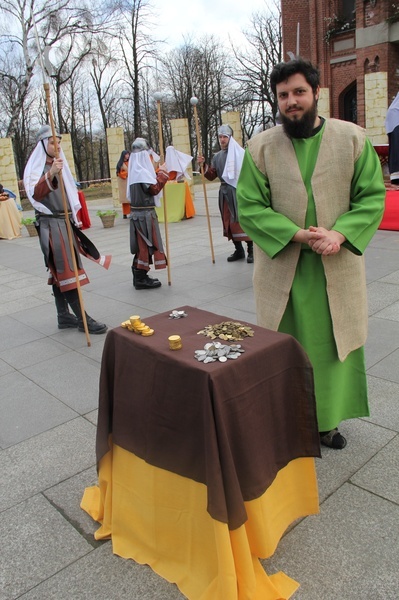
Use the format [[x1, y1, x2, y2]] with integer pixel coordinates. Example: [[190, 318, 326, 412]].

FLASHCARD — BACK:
[[97, 306, 321, 530]]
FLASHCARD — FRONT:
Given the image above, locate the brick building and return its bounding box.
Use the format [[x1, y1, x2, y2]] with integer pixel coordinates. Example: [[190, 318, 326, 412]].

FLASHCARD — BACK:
[[280, 0, 399, 143]]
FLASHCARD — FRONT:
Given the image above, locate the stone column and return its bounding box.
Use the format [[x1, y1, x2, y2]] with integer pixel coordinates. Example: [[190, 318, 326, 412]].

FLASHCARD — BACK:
[[365, 71, 388, 144], [107, 127, 126, 207], [221, 111, 243, 146], [318, 88, 330, 119], [0, 138, 21, 208], [61, 134, 77, 180]]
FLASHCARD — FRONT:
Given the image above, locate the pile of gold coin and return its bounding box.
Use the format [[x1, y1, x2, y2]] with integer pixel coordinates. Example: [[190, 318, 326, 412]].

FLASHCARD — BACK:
[[197, 321, 254, 341], [121, 315, 155, 336], [168, 334, 182, 350]]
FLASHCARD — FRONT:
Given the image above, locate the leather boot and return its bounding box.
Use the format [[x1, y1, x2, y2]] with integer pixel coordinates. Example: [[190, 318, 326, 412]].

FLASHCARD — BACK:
[[227, 242, 245, 262], [132, 266, 159, 285], [64, 289, 108, 334], [53, 285, 78, 329], [133, 268, 161, 290], [247, 242, 254, 264]]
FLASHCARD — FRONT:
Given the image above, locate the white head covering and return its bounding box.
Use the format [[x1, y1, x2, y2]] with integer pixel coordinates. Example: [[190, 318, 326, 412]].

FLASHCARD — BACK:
[[221, 135, 244, 189], [165, 146, 193, 180], [126, 149, 157, 202], [386, 92, 399, 134], [23, 136, 81, 224], [148, 148, 161, 163]]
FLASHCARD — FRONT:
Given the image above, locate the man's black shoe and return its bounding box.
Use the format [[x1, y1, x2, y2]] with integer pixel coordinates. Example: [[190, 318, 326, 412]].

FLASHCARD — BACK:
[[78, 316, 108, 334], [247, 253, 254, 264], [227, 250, 245, 262], [57, 314, 78, 329], [134, 277, 162, 290]]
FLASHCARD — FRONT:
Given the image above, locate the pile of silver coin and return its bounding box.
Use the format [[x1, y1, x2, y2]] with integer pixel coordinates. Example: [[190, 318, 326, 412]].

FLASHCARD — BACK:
[[194, 342, 245, 363], [169, 310, 188, 319]]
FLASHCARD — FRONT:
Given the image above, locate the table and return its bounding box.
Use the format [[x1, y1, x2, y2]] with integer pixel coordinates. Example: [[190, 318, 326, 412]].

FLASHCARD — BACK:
[[155, 181, 195, 222], [379, 190, 399, 231], [81, 306, 320, 600]]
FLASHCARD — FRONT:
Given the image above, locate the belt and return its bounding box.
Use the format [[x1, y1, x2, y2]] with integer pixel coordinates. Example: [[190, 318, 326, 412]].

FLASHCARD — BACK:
[[38, 211, 72, 219], [130, 206, 155, 210]]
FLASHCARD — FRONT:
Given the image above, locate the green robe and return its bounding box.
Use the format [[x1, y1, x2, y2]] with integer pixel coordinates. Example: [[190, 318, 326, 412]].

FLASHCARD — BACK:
[[237, 124, 384, 431]]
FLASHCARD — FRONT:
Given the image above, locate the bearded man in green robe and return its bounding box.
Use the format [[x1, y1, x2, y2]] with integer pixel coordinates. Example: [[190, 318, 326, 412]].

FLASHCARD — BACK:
[[237, 58, 386, 449]]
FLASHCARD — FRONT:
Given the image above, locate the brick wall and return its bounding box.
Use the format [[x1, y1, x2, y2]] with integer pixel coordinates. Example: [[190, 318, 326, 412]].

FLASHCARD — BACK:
[[281, 0, 394, 138]]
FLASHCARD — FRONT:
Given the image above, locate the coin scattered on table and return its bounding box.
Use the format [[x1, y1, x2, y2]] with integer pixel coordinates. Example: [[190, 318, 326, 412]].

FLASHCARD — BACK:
[[197, 321, 254, 341], [194, 342, 245, 363], [169, 310, 188, 319]]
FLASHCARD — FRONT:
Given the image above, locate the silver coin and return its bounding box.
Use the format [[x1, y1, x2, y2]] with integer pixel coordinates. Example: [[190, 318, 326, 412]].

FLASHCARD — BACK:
[[195, 350, 207, 355], [204, 356, 216, 363], [197, 355, 206, 361], [218, 356, 227, 362]]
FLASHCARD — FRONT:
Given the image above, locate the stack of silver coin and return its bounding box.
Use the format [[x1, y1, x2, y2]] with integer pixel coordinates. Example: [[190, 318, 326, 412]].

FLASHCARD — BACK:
[[194, 342, 245, 363]]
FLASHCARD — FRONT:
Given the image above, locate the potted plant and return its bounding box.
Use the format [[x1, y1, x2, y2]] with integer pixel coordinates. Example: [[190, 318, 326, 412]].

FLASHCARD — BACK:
[[97, 209, 118, 228], [21, 217, 38, 237]]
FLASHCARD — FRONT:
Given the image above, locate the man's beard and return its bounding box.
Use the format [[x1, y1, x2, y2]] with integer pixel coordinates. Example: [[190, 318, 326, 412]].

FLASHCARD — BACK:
[[280, 99, 318, 139]]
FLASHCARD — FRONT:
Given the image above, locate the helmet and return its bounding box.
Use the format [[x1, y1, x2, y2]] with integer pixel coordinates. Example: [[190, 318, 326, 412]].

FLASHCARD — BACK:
[[131, 137, 149, 153], [36, 124, 61, 143], [218, 124, 233, 137]]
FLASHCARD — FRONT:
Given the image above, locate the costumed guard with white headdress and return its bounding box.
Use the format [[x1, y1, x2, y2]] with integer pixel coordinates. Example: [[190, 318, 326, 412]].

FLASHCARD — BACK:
[[198, 124, 253, 263], [23, 125, 111, 333], [127, 137, 169, 290]]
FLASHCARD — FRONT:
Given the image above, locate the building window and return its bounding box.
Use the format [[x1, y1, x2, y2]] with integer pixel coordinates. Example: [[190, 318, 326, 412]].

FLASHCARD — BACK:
[[341, 82, 357, 123], [341, 0, 356, 24]]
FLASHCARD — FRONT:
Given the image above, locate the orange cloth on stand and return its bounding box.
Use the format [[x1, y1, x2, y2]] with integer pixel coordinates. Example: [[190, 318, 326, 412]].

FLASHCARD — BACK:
[[184, 181, 196, 218]]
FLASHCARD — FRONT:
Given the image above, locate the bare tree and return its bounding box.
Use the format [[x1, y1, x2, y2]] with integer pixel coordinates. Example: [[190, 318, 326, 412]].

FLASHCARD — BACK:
[[161, 36, 233, 162], [90, 37, 120, 132], [0, 0, 82, 138], [230, 0, 282, 137], [109, 0, 159, 137]]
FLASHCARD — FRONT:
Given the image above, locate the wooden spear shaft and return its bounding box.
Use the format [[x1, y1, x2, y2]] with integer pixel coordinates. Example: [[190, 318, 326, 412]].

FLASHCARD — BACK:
[[156, 99, 172, 285], [44, 83, 91, 346], [192, 104, 215, 264]]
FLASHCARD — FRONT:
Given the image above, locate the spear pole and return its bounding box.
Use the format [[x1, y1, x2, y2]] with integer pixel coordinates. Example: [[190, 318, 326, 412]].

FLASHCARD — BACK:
[[33, 15, 91, 345], [190, 96, 215, 263], [154, 91, 172, 285]]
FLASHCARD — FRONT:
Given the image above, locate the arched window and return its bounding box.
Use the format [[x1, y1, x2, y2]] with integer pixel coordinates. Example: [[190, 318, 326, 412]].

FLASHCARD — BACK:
[[340, 82, 357, 123]]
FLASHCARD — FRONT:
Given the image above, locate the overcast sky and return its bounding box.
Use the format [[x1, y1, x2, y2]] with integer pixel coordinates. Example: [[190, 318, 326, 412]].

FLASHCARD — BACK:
[[151, 0, 272, 50]]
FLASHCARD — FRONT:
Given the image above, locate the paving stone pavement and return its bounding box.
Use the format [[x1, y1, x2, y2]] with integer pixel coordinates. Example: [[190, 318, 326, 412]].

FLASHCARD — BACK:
[[1, 182, 398, 600]]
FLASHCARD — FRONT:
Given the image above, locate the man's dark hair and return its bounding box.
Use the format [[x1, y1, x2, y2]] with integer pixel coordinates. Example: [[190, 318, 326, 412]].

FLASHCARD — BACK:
[[270, 58, 320, 96]]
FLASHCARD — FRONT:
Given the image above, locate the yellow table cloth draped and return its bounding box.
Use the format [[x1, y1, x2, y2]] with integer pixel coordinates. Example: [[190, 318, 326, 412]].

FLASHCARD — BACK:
[[156, 181, 195, 222], [82, 446, 318, 600]]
